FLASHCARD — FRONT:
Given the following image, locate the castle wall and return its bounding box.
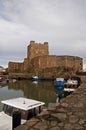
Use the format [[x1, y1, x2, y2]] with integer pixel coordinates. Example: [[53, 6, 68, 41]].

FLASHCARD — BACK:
[[56, 56, 83, 72], [8, 62, 23, 72], [23, 58, 30, 71], [31, 55, 57, 69], [30, 55, 83, 73]]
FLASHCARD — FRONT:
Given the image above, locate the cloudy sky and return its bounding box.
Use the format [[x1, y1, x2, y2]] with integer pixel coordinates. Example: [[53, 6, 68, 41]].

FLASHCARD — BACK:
[[0, 0, 86, 69]]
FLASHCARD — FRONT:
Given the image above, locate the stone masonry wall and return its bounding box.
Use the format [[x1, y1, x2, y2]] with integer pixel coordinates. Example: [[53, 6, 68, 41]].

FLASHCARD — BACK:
[[27, 41, 49, 61], [8, 62, 23, 72], [31, 55, 57, 69], [30, 55, 83, 72], [56, 56, 83, 72]]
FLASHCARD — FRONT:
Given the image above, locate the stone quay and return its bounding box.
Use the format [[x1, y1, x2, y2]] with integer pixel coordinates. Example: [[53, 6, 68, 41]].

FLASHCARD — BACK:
[[14, 83, 86, 130]]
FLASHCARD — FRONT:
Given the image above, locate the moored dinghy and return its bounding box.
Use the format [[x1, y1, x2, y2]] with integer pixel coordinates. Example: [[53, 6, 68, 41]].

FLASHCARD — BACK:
[[32, 75, 45, 81], [64, 79, 78, 87]]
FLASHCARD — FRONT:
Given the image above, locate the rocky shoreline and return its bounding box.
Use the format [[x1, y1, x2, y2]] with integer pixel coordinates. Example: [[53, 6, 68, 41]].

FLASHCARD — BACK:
[[14, 83, 86, 130]]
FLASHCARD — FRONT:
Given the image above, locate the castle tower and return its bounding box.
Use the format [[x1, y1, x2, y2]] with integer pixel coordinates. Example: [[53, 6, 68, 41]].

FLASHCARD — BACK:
[[27, 41, 49, 60]]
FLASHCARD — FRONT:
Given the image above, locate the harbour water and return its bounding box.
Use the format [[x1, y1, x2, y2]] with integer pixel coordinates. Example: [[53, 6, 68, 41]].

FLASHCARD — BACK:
[[0, 80, 58, 111], [0, 79, 74, 112]]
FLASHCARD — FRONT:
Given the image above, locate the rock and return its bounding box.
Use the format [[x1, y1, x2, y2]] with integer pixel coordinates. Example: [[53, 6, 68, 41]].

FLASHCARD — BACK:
[[52, 113, 67, 121], [69, 115, 79, 124], [64, 123, 73, 130], [60, 102, 69, 108]]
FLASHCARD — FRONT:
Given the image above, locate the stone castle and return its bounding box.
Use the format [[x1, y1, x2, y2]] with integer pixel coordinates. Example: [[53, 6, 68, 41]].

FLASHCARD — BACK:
[[8, 41, 83, 78]]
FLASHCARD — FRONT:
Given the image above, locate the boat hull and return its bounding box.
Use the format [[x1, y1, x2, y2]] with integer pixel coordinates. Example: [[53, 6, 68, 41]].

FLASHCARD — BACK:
[[54, 78, 64, 88]]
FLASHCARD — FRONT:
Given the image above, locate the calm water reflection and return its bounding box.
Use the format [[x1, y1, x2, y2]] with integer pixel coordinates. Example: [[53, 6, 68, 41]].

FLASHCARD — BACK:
[[0, 80, 57, 111]]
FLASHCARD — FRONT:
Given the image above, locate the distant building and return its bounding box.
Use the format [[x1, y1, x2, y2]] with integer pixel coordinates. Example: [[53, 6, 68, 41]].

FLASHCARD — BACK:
[[8, 41, 83, 76], [0, 66, 6, 74]]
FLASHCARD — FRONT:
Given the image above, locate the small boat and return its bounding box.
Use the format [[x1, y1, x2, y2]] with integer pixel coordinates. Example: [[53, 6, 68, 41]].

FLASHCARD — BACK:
[[0, 76, 7, 85], [65, 79, 78, 87], [54, 78, 65, 88], [0, 97, 45, 130], [0, 76, 4, 82], [32, 76, 45, 81]]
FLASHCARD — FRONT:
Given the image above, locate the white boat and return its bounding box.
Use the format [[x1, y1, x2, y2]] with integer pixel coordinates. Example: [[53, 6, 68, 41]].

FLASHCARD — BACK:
[[32, 76, 45, 81], [65, 79, 78, 87], [32, 76, 39, 80], [0, 75, 9, 85], [0, 76, 6, 84], [0, 97, 45, 130], [64, 88, 75, 92]]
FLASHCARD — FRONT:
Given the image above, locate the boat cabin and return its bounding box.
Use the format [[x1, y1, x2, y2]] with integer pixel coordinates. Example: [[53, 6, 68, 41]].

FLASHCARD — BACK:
[[0, 97, 45, 130], [1, 97, 45, 120]]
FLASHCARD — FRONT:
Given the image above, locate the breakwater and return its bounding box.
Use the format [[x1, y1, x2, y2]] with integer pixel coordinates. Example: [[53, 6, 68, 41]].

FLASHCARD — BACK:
[[14, 83, 86, 130]]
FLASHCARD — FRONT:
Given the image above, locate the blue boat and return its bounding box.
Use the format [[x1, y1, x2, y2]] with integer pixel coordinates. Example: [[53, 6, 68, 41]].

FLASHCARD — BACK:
[[54, 78, 65, 102], [54, 78, 65, 88]]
